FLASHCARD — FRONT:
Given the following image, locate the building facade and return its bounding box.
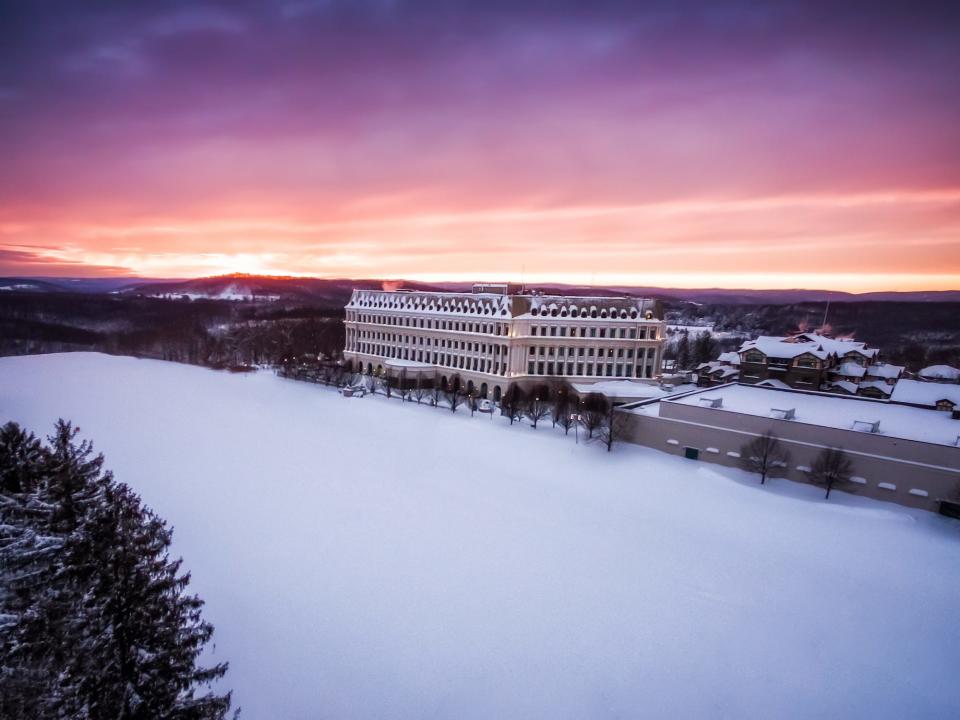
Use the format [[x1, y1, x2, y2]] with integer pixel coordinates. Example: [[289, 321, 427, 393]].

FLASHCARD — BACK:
[[343, 285, 665, 400], [737, 332, 880, 391]]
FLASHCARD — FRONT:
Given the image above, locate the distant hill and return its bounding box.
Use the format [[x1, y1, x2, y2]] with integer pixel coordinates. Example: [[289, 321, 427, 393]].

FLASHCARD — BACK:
[[2, 274, 958, 305]]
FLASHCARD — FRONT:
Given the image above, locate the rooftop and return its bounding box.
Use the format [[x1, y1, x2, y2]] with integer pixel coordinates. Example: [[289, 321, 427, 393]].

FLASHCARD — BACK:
[[629, 383, 960, 447], [740, 332, 878, 361], [918, 365, 960, 381], [571, 380, 697, 400]]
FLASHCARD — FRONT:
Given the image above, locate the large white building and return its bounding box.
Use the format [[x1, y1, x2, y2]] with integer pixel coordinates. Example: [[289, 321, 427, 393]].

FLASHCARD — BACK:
[[343, 284, 665, 400]]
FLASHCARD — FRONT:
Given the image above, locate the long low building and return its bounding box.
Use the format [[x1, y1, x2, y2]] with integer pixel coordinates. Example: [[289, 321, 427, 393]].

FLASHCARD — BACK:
[[619, 383, 960, 511], [343, 284, 665, 401]]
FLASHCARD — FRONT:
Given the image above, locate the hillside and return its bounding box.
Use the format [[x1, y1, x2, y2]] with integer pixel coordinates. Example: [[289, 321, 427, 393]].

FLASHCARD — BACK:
[[2, 352, 958, 719]]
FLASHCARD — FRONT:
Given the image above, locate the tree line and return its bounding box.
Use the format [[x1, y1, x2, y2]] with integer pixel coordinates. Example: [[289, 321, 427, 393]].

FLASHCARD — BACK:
[[0, 421, 235, 719]]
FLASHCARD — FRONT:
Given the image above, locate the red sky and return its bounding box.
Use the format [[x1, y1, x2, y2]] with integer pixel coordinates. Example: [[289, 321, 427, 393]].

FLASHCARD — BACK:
[[2, 1, 959, 291]]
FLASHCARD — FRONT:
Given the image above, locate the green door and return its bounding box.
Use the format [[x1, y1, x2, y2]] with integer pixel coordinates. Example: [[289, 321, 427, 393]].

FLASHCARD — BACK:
[[684, 447, 700, 460]]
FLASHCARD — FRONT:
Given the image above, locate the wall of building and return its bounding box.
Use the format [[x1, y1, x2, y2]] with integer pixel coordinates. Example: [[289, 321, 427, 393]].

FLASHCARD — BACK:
[[619, 402, 960, 511], [343, 289, 665, 396]]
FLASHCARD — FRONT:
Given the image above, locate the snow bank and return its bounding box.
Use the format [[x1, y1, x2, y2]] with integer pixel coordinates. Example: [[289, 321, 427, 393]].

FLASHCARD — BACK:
[[1, 353, 959, 720]]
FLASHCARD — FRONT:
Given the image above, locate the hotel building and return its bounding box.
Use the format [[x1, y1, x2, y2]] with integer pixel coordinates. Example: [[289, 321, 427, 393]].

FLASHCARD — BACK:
[[343, 284, 665, 401]]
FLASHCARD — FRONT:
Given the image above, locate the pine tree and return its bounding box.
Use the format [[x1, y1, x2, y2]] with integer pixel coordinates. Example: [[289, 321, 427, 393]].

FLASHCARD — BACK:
[[0, 421, 234, 719], [692, 331, 716, 366], [676, 331, 691, 370], [58, 482, 232, 719], [0, 422, 61, 718]]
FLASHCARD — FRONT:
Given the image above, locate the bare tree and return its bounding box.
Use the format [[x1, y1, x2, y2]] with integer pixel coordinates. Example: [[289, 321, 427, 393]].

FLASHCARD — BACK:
[[501, 383, 526, 425], [806, 447, 854, 499], [739, 431, 791, 485], [579, 393, 608, 440], [525, 394, 551, 429], [554, 393, 575, 435], [444, 375, 465, 413], [598, 403, 630, 452], [430, 382, 443, 408], [412, 374, 429, 405], [551, 383, 571, 428]]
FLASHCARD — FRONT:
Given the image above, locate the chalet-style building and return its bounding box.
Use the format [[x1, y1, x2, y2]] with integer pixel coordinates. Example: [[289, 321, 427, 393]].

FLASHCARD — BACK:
[[736, 332, 880, 391], [825, 360, 903, 398], [343, 284, 665, 401], [696, 351, 740, 387]]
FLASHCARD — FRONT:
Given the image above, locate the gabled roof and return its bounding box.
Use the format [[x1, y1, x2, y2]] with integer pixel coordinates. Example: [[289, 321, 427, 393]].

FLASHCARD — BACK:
[[826, 380, 858, 395], [739, 333, 877, 362], [831, 362, 866, 378], [865, 363, 903, 380], [859, 380, 893, 396]]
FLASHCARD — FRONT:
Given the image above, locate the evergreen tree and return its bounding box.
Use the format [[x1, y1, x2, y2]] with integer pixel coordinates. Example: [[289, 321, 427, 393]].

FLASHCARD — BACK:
[[675, 331, 691, 370], [692, 330, 717, 366], [58, 482, 231, 719], [0, 421, 234, 719]]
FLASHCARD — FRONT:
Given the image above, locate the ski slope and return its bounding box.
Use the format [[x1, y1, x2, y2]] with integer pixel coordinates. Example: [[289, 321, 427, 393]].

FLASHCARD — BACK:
[[1, 353, 958, 719]]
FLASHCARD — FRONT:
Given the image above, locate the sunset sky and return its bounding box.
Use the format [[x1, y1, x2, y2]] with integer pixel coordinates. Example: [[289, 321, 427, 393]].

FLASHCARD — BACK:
[[1, 0, 958, 290]]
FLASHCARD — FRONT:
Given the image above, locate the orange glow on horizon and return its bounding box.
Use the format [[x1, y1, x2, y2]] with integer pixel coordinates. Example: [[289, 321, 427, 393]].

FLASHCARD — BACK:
[[3, 189, 959, 292]]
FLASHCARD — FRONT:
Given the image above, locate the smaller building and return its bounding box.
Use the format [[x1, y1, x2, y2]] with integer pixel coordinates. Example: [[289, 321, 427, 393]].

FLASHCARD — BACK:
[[696, 351, 740, 387], [619, 383, 960, 511], [918, 365, 960, 383]]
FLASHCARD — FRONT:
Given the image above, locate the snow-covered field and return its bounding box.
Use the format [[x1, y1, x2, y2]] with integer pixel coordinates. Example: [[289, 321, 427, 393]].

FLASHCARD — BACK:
[[2, 353, 959, 719]]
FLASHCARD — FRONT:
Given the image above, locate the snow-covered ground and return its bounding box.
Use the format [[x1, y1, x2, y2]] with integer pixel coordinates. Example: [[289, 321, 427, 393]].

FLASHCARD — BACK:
[[2, 353, 959, 720]]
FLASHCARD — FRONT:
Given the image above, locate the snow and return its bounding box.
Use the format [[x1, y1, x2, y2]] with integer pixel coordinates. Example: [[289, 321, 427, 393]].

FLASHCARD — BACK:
[[570, 380, 693, 400], [859, 380, 893, 396], [827, 380, 859, 394], [754, 378, 791, 390], [891, 379, 960, 408], [666, 384, 960, 446], [867, 363, 903, 380], [741, 333, 877, 361], [2, 353, 960, 719], [918, 365, 960, 382], [833, 361, 867, 378]]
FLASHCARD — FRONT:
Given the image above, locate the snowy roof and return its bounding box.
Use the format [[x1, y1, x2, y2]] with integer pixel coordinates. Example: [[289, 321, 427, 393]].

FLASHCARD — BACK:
[[826, 380, 858, 395], [866, 364, 903, 380], [521, 295, 658, 321], [740, 333, 877, 361], [890, 379, 960, 407], [385, 359, 435, 370], [859, 380, 893, 396], [571, 380, 695, 400], [717, 351, 740, 365], [348, 289, 513, 317], [754, 378, 791, 390], [832, 362, 866, 378], [662, 384, 960, 447], [918, 365, 960, 381]]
